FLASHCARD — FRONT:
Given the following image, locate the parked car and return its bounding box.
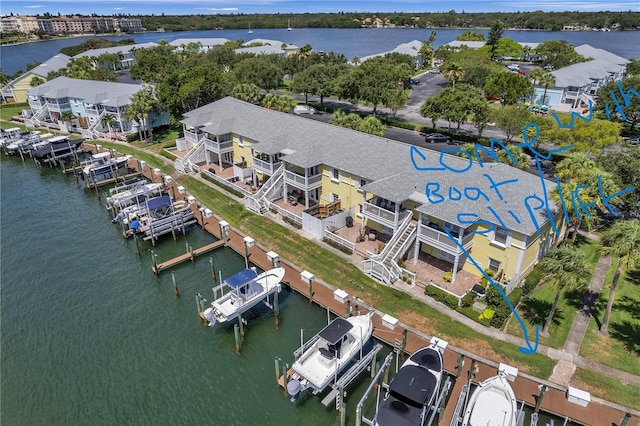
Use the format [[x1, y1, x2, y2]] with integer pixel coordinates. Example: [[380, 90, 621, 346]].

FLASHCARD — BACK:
[[507, 64, 520, 72], [410, 78, 420, 85], [293, 105, 317, 115], [628, 135, 640, 145], [429, 68, 440, 74], [424, 133, 451, 143]]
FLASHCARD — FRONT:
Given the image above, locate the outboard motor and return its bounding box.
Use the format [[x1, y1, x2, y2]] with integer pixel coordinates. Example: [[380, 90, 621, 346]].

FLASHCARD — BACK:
[[287, 379, 302, 402], [111, 211, 126, 224]]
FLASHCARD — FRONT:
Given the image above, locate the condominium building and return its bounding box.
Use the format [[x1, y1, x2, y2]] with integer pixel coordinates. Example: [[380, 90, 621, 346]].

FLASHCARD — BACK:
[[173, 97, 566, 291], [0, 15, 142, 34]]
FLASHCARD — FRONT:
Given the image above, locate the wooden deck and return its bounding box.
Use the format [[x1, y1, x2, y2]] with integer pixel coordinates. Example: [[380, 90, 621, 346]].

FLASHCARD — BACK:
[[152, 240, 225, 274]]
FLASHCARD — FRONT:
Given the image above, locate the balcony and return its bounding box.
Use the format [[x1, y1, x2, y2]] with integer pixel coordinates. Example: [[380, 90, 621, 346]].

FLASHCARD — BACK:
[[418, 223, 474, 255], [184, 129, 206, 145], [204, 136, 233, 152], [47, 102, 71, 113], [253, 157, 282, 175], [284, 169, 322, 190], [362, 199, 405, 230]]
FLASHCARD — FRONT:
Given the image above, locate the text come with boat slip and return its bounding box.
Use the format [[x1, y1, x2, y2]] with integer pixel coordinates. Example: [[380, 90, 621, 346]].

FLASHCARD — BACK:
[[410, 89, 637, 354]]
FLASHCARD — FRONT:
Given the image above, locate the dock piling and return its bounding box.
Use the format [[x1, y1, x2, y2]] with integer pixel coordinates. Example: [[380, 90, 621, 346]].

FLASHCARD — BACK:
[[274, 291, 280, 327], [238, 311, 245, 341], [171, 272, 180, 298], [274, 357, 281, 383], [133, 229, 140, 256], [234, 324, 241, 353], [534, 385, 548, 413], [346, 299, 351, 317]]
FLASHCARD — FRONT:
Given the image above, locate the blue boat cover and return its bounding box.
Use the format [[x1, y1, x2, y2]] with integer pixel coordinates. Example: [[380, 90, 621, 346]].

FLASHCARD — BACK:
[[225, 269, 258, 288], [147, 195, 172, 210]]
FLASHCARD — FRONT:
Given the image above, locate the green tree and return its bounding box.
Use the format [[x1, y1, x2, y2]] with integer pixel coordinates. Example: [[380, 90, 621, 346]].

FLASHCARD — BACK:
[[597, 148, 640, 217], [59, 111, 75, 126], [420, 96, 444, 128], [330, 109, 363, 131], [538, 72, 556, 105], [274, 95, 297, 112], [125, 85, 161, 142], [231, 83, 262, 103], [291, 63, 345, 107], [419, 41, 434, 68], [30, 76, 45, 87], [484, 72, 533, 106], [537, 246, 589, 335], [100, 113, 117, 135], [528, 67, 545, 86], [534, 40, 587, 70], [493, 105, 530, 142], [486, 23, 504, 60], [596, 76, 640, 133], [233, 56, 283, 92], [357, 115, 386, 137], [456, 30, 485, 41], [598, 219, 640, 335], [442, 62, 464, 89], [497, 146, 530, 170], [385, 89, 409, 117], [470, 98, 490, 137]]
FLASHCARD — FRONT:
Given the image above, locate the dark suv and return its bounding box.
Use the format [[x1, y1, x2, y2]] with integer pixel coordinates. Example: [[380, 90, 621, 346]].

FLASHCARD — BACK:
[[424, 133, 451, 143]]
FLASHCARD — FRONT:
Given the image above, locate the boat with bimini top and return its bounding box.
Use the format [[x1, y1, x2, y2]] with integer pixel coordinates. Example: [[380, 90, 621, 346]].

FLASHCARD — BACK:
[[286, 311, 374, 400], [374, 339, 446, 426], [200, 267, 286, 325]]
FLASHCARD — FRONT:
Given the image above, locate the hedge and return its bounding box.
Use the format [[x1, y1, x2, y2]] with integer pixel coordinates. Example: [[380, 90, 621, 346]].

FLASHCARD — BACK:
[[424, 284, 459, 309]]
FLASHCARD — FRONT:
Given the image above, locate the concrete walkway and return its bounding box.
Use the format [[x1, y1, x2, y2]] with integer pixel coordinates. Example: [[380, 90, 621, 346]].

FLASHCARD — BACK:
[[563, 254, 612, 355]]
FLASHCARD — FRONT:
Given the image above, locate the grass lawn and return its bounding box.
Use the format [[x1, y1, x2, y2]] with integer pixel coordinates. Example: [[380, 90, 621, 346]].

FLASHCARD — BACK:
[[506, 236, 599, 349], [572, 367, 640, 410], [0, 105, 29, 123], [579, 258, 640, 376]]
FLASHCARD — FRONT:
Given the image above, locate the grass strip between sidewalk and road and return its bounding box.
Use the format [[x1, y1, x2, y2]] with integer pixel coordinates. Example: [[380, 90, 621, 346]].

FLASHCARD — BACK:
[[572, 367, 640, 410]]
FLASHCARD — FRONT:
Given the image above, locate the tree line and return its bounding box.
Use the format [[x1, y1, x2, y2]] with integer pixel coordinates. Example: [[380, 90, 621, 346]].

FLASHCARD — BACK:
[[135, 11, 640, 32]]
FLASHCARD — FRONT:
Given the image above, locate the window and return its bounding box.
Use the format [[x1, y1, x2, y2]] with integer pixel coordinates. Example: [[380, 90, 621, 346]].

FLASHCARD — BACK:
[[332, 193, 340, 202], [488, 258, 501, 272], [357, 204, 363, 217], [332, 168, 340, 181], [494, 227, 509, 245]]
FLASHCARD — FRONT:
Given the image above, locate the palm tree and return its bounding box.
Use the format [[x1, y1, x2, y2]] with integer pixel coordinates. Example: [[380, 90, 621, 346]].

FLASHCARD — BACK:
[[537, 246, 589, 335], [261, 93, 277, 110], [528, 68, 545, 86], [274, 95, 297, 113], [539, 72, 556, 106], [100, 113, 117, 137], [598, 219, 640, 335], [231, 83, 262, 103], [443, 63, 464, 89], [297, 44, 313, 68]]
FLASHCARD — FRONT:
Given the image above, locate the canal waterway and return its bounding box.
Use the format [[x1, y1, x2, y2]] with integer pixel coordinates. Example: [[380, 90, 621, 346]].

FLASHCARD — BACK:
[[2, 28, 639, 75], [0, 155, 388, 425]]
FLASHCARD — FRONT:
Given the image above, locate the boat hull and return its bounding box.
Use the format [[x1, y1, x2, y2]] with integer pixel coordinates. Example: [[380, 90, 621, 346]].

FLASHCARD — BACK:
[[461, 374, 518, 426]]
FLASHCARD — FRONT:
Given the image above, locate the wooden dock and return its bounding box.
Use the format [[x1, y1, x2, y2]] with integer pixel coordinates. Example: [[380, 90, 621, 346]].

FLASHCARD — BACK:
[[85, 171, 143, 189], [152, 240, 225, 274], [98, 143, 639, 424]]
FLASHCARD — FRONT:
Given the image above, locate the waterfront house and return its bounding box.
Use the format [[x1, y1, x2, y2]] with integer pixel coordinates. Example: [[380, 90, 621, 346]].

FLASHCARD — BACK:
[[531, 44, 629, 111], [25, 76, 168, 139], [72, 42, 159, 70], [1, 54, 71, 104], [169, 38, 230, 52], [172, 97, 565, 291], [359, 40, 425, 69], [237, 39, 300, 57]]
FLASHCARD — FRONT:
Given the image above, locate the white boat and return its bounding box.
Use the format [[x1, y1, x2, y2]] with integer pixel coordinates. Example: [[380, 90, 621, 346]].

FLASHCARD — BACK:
[[82, 151, 131, 182], [287, 312, 374, 399], [287, 19, 292, 31], [461, 373, 518, 426], [125, 195, 195, 240], [247, 23, 253, 34], [374, 341, 445, 426], [200, 267, 286, 325], [107, 180, 165, 212]]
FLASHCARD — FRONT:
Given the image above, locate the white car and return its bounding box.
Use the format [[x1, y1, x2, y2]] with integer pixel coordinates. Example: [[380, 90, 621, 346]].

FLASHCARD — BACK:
[[293, 105, 316, 115], [507, 64, 520, 72]]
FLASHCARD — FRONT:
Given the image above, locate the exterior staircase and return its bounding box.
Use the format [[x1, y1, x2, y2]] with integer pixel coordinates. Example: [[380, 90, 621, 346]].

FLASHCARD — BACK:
[[174, 139, 206, 174], [245, 164, 284, 214], [82, 110, 107, 139], [363, 213, 417, 286], [30, 103, 49, 127]]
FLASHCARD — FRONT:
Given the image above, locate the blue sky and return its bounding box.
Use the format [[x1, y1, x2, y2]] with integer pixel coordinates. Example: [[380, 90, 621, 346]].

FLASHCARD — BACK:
[[3, 1, 639, 16]]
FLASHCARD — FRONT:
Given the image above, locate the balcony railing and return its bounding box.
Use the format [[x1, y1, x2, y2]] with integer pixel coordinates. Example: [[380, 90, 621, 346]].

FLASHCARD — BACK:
[[184, 129, 206, 145], [418, 224, 474, 254], [204, 137, 232, 152], [284, 170, 322, 189], [252, 158, 282, 175], [362, 201, 400, 229]]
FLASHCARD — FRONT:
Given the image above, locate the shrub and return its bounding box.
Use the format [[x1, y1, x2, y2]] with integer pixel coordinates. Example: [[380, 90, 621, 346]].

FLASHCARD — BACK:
[[160, 149, 177, 161], [461, 291, 476, 307], [424, 285, 459, 309], [322, 237, 354, 255], [126, 132, 139, 143], [521, 267, 543, 296], [283, 216, 302, 229], [201, 172, 244, 198], [443, 271, 453, 282]]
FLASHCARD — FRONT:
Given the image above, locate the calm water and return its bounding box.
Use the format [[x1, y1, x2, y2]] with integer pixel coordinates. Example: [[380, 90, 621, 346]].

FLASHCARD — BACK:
[[1, 28, 639, 75], [0, 155, 389, 425]]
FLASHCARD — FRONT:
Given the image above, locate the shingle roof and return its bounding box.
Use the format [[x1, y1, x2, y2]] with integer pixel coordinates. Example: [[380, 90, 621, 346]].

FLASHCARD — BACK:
[[29, 54, 71, 78], [169, 38, 229, 47], [181, 97, 557, 235], [235, 45, 285, 56], [28, 76, 143, 107], [73, 42, 158, 59], [551, 44, 629, 88], [360, 40, 423, 62]]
